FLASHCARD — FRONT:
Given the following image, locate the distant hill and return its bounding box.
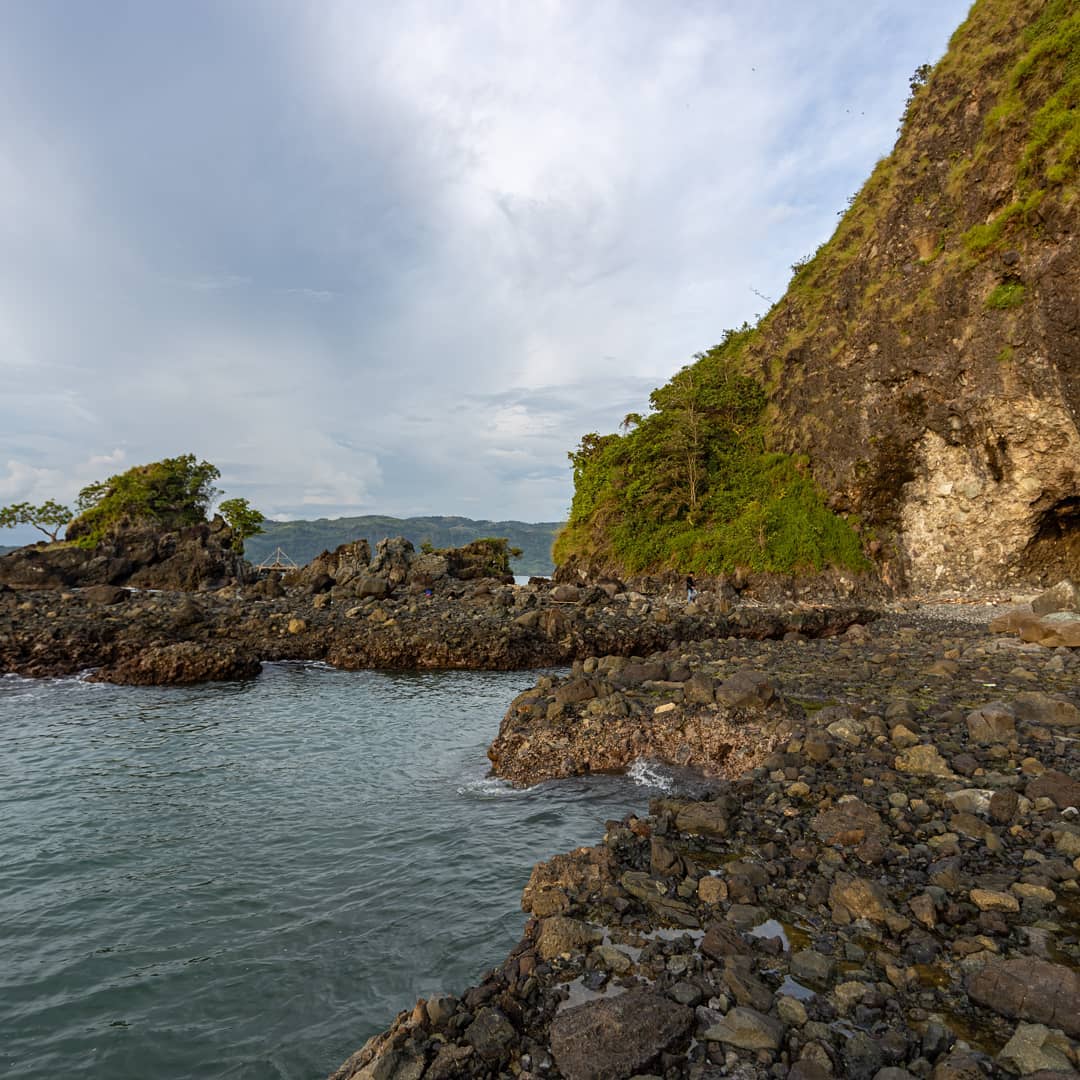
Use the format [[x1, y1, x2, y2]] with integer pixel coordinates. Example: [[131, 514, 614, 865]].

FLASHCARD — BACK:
[[0, 545, 19, 557], [244, 515, 564, 577]]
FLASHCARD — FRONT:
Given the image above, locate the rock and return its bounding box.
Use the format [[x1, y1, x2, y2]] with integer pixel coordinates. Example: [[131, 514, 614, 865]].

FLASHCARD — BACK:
[[535, 916, 602, 961], [521, 846, 617, 916], [463, 1007, 517, 1063], [965, 703, 1016, 744], [702, 1005, 785, 1050], [791, 950, 834, 985], [674, 801, 732, 837], [998, 1022, 1076, 1075], [714, 669, 776, 708], [548, 988, 692, 1080], [969, 888, 1019, 913], [81, 584, 129, 605], [829, 874, 892, 924], [355, 573, 392, 600], [1032, 580, 1080, 616], [1013, 692, 1080, 728], [1027, 770, 1080, 810], [895, 745, 955, 778], [967, 958, 1080, 1036], [812, 798, 886, 846], [91, 642, 261, 685], [1019, 615, 1080, 648], [701, 921, 752, 959], [554, 678, 597, 706], [989, 788, 1020, 824]]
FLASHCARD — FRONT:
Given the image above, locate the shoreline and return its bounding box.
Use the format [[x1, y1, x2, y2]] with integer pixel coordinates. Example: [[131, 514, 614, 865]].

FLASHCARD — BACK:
[[332, 599, 1080, 1080]]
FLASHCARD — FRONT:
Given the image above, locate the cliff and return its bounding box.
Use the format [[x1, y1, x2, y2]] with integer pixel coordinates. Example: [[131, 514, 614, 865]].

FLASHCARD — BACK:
[[557, 0, 1079, 593]]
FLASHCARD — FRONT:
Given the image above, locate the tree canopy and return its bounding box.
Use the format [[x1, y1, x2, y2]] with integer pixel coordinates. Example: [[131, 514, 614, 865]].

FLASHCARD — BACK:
[[217, 497, 265, 553]]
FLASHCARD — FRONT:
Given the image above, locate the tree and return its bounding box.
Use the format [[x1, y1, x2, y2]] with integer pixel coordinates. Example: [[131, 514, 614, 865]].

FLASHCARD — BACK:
[[217, 497, 265, 553], [68, 454, 222, 547], [0, 500, 73, 542]]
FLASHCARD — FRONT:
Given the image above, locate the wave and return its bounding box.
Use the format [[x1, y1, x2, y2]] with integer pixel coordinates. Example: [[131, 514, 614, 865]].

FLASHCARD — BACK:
[[626, 759, 675, 793]]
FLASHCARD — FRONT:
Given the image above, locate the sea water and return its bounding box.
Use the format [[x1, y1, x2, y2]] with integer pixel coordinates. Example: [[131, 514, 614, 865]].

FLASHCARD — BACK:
[[0, 664, 675, 1080]]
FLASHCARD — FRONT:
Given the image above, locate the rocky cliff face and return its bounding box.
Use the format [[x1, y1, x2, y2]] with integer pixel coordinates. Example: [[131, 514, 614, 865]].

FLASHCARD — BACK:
[[748, 0, 1078, 591], [557, 0, 1078, 593]]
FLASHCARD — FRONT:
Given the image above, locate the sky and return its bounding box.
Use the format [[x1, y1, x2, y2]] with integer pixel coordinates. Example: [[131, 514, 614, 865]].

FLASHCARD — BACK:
[[1, 0, 973, 544]]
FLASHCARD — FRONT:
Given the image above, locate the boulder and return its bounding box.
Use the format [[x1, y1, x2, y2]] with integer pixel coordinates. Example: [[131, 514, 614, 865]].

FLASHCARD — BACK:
[[967, 958, 1080, 1036], [1013, 692, 1080, 728], [1031, 579, 1080, 615], [549, 989, 692, 1080], [965, 702, 1016, 744]]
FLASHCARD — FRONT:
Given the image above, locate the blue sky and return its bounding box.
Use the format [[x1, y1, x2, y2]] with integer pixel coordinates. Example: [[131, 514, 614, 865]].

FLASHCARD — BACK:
[[1, 0, 973, 542]]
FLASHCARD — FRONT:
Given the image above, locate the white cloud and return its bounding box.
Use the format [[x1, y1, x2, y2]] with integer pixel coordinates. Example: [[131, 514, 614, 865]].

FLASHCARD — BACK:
[[0, 0, 973, 526]]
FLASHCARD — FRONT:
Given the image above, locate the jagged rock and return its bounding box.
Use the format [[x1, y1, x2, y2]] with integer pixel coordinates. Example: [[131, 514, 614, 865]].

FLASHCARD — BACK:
[[521, 846, 617, 916], [369, 537, 415, 587], [998, 1023, 1076, 1075], [549, 988, 692, 1080]]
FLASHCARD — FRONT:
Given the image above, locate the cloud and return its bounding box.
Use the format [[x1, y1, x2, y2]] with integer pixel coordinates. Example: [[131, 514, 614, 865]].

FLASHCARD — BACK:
[[0, 0, 973, 532]]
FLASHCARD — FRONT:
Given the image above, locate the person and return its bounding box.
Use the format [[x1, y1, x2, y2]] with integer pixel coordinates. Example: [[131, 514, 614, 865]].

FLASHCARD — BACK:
[[686, 575, 698, 602]]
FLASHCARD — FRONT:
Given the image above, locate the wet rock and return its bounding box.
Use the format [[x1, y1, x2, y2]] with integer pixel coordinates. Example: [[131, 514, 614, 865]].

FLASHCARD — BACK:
[[548, 988, 692, 1080], [463, 1007, 517, 1063], [81, 584, 129, 605], [91, 642, 261, 685]]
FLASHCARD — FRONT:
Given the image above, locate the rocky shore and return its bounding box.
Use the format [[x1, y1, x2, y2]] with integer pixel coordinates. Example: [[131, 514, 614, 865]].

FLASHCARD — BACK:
[[0, 576, 874, 685], [332, 594, 1080, 1080]]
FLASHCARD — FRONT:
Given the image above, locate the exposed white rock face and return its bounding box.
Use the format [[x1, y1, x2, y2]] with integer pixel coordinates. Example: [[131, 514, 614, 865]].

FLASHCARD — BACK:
[[898, 395, 1080, 591]]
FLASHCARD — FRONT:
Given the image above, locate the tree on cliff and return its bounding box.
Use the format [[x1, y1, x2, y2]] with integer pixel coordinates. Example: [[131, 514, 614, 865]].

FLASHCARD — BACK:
[[0, 500, 73, 542], [67, 454, 223, 547], [217, 497, 264, 553]]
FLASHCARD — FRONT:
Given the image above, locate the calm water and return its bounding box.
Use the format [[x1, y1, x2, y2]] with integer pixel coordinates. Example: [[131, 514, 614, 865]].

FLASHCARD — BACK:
[[0, 664, 672, 1080]]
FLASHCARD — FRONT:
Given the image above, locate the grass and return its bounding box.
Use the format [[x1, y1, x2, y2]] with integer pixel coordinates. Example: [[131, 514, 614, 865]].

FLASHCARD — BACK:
[[986, 281, 1027, 308]]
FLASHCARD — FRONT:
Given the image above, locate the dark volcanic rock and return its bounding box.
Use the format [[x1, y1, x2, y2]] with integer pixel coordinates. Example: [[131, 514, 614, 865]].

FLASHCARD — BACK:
[[90, 642, 261, 686]]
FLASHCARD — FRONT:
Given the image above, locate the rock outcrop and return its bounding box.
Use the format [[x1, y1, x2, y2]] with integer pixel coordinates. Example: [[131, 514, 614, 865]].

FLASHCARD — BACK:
[[0, 515, 249, 591]]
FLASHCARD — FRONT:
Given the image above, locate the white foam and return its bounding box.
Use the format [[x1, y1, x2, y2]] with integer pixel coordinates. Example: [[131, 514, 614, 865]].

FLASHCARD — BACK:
[[626, 759, 675, 793], [457, 776, 525, 799]]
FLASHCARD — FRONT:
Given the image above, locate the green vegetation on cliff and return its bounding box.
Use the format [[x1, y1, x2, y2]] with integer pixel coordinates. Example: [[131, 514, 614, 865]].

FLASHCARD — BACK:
[[555, 0, 1078, 580], [554, 330, 868, 575]]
